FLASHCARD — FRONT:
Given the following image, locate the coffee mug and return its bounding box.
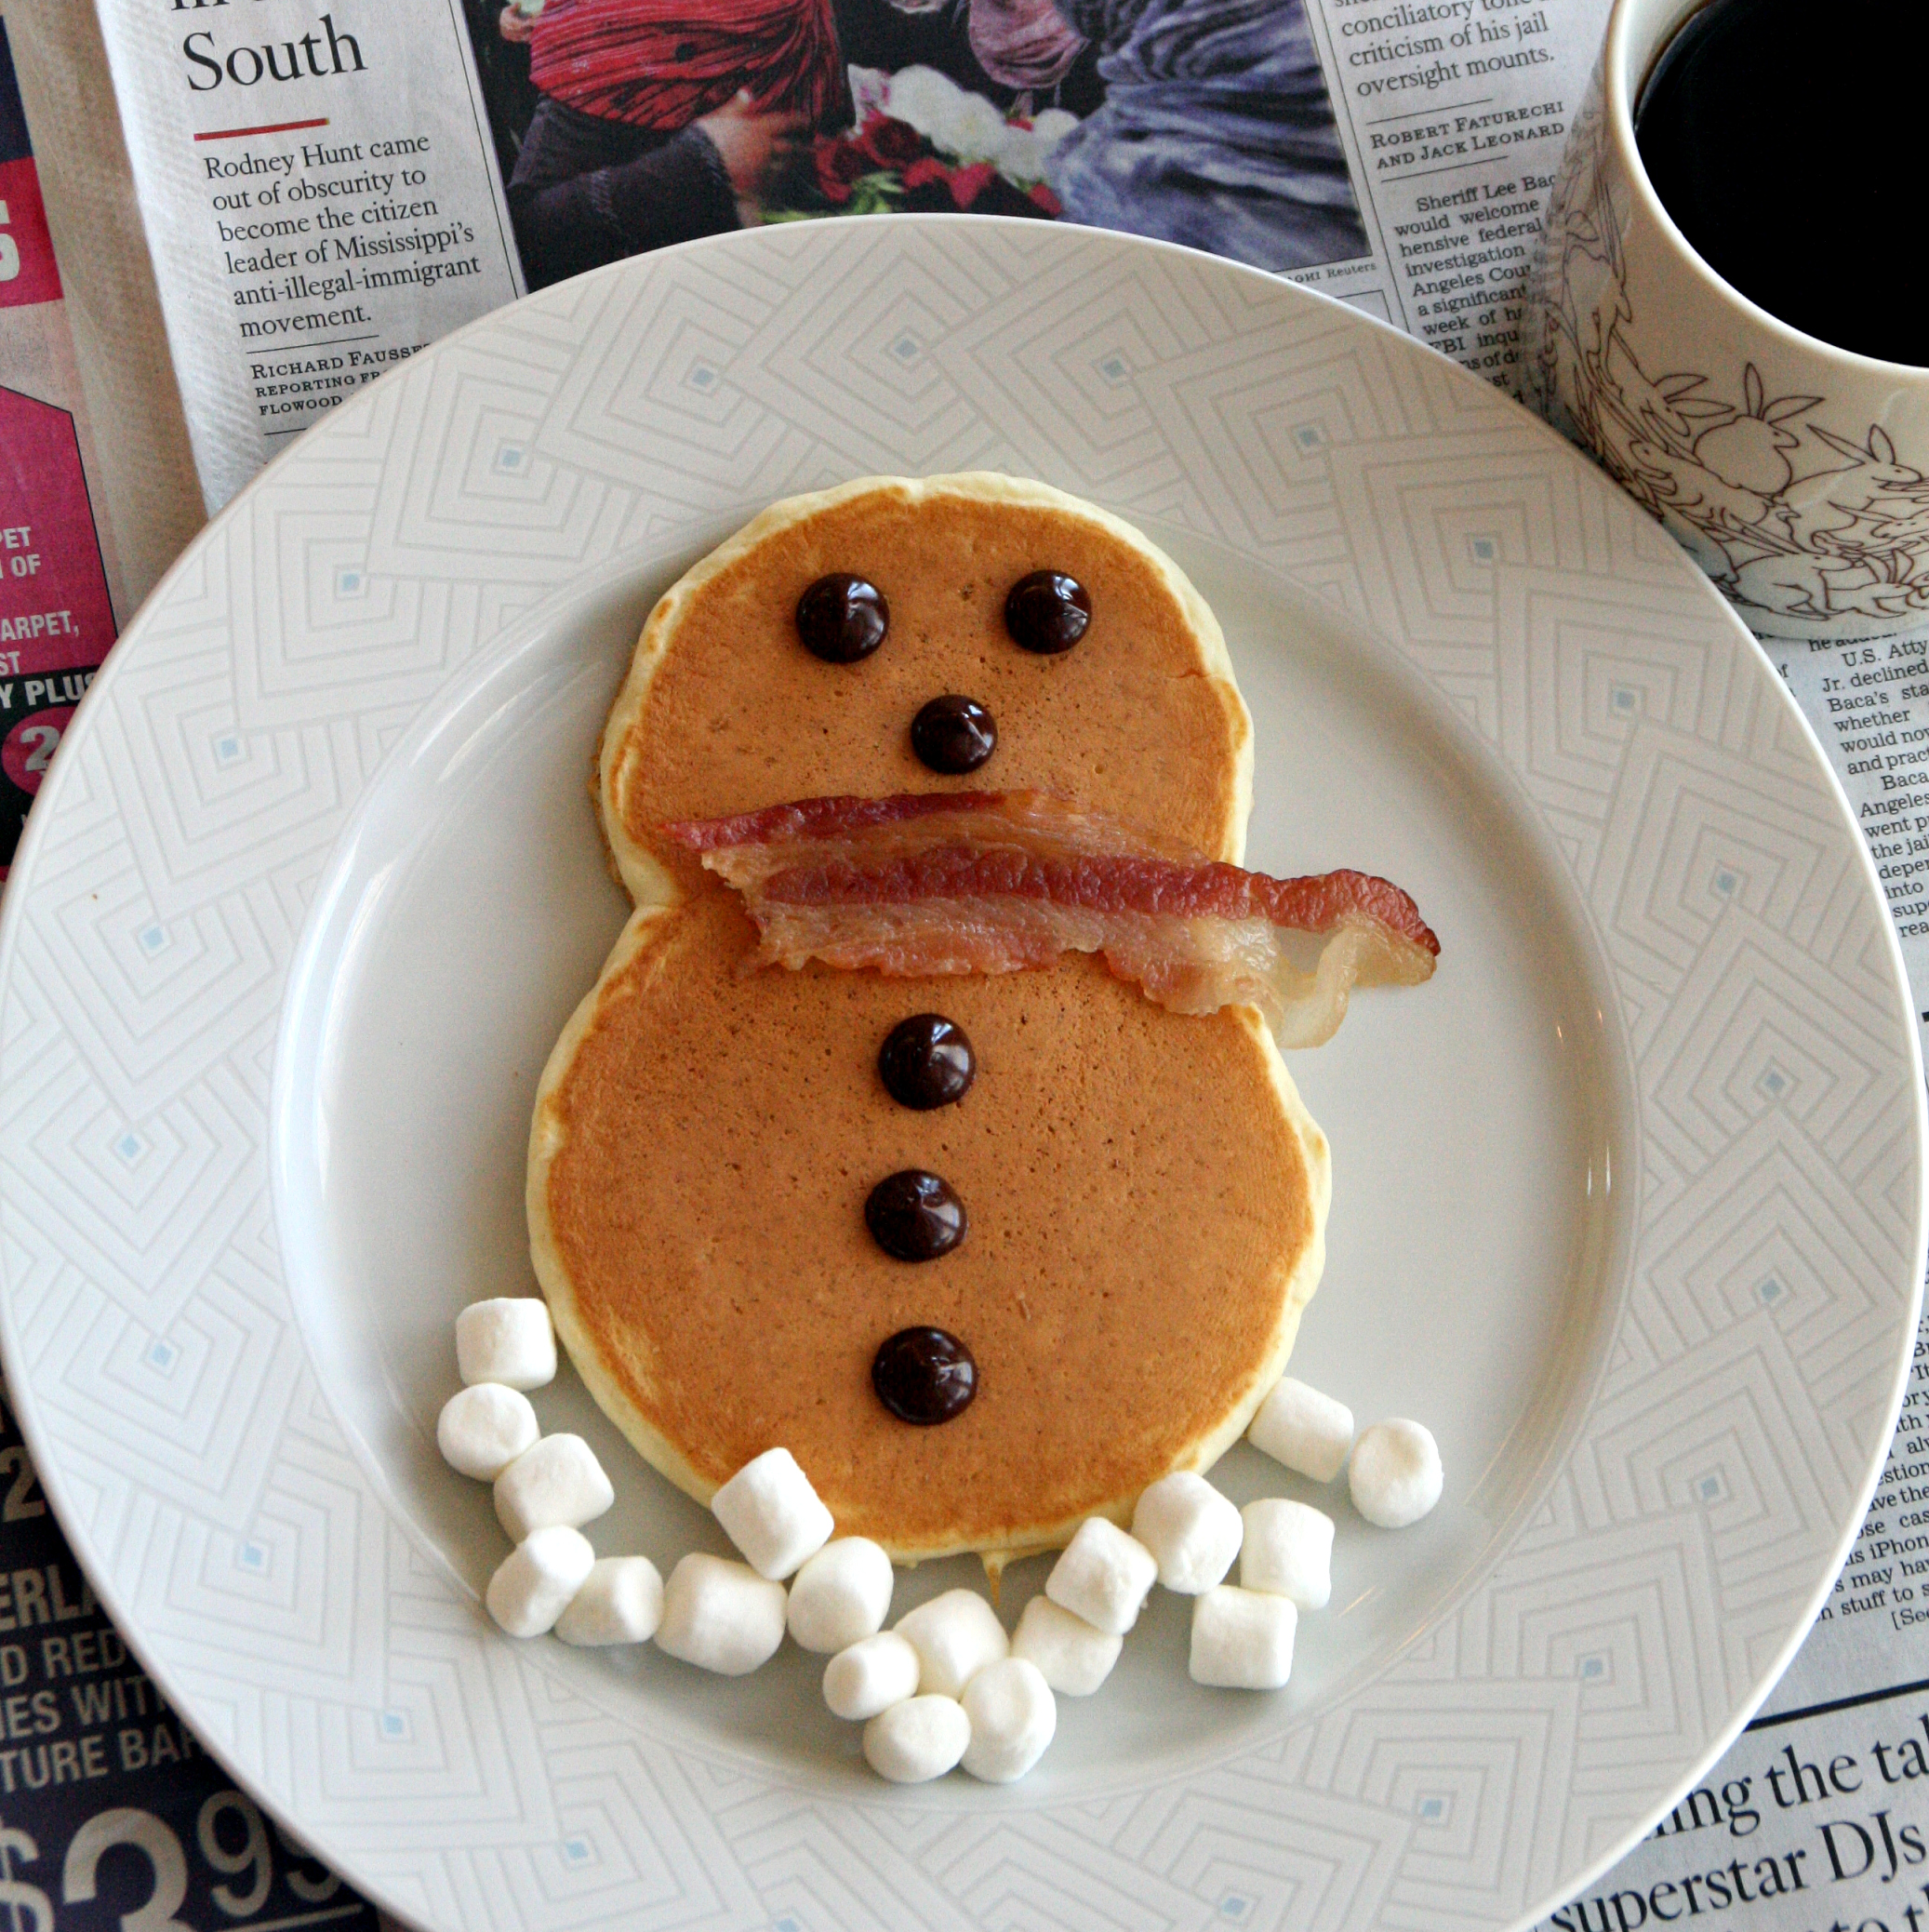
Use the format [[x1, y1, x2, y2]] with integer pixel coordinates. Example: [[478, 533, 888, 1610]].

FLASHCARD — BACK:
[[1521, 0, 1929, 641]]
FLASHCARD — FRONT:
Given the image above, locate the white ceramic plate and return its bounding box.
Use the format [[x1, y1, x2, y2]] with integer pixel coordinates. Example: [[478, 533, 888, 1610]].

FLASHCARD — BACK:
[[2, 219, 1922, 1932]]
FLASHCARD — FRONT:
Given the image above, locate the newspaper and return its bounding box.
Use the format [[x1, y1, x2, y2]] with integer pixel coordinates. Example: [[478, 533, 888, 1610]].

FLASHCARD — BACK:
[[0, 7, 126, 883], [9, 0, 1929, 1925], [62, 0, 1614, 512]]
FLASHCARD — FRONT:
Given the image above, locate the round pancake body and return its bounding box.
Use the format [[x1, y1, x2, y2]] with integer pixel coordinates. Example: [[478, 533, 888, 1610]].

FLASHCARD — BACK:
[[531, 892, 1328, 1563], [601, 473, 1256, 901], [534, 473, 1328, 1562]]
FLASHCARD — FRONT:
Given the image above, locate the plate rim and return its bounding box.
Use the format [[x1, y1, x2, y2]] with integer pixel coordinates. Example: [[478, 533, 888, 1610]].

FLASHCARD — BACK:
[[2, 214, 1922, 1932]]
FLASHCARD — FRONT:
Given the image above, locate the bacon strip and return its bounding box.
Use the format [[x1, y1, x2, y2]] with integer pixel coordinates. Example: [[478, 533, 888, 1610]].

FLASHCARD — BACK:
[[662, 793, 1437, 1047]]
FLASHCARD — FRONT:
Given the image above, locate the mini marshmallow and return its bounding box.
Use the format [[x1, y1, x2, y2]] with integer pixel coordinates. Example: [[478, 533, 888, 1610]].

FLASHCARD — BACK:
[[494, 1433, 616, 1542], [712, 1447, 835, 1580], [961, 1658, 1057, 1783], [486, 1525, 595, 1638], [1190, 1585, 1297, 1689], [863, 1695, 971, 1783], [1240, 1499, 1334, 1610], [1045, 1518, 1157, 1636], [1248, 1377, 1354, 1483], [894, 1589, 1008, 1699], [1132, 1472, 1244, 1593], [1011, 1595, 1123, 1697], [455, 1298, 556, 1391], [1350, 1419, 1443, 1528], [555, 1556, 663, 1646], [655, 1553, 788, 1675], [823, 1631, 923, 1721], [436, 1382, 539, 1481], [787, 1538, 894, 1653]]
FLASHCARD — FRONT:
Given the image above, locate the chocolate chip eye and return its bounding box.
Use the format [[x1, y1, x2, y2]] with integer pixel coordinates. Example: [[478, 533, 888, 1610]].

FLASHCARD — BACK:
[[879, 1014, 975, 1110], [865, 1169, 967, 1260], [911, 695, 996, 774], [797, 574, 888, 662], [873, 1326, 978, 1424], [1004, 570, 1090, 655]]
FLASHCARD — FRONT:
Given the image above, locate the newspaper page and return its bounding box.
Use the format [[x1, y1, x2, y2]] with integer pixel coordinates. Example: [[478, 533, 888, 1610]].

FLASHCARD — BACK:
[[1287, 0, 1610, 368], [86, 0, 1613, 513], [5, 0, 206, 613], [86, 0, 526, 512], [0, 7, 126, 883]]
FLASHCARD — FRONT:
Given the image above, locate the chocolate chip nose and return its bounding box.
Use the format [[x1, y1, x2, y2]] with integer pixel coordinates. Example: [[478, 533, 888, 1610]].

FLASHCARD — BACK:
[[911, 695, 996, 773]]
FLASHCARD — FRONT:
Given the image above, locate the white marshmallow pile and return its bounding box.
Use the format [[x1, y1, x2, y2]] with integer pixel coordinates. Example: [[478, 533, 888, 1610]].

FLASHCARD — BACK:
[[439, 1296, 798, 1673], [556, 1555, 663, 1646], [1046, 1517, 1157, 1634], [823, 1631, 922, 1720], [1133, 1472, 1244, 1593], [1248, 1377, 1354, 1482], [895, 1587, 1010, 1697], [1247, 1374, 1443, 1534], [456, 1298, 557, 1390], [435, 1296, 618, 1642], [820, 1587, 1063, 1784], [1183, 1375, 1443, 1689], [657, 1552, 788, 1674], [1011, 1595, 1122, 1696], [961, 1658, 1057, 1782], [495, 1432, 616, 1540], [438, 1292, 1442, 1783], [437, 1383, 539, 1481], [1241, 1498, 1333, 1610], [1350, 1418, 1443, 1528], [788, 1538, 895, 1653], [486, 1525, 595, 1639], [712, 1447, 834, 1580]]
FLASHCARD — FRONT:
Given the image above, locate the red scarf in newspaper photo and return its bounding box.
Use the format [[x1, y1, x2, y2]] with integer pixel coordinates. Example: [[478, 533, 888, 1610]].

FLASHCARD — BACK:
[[527, 0, 848, 128]]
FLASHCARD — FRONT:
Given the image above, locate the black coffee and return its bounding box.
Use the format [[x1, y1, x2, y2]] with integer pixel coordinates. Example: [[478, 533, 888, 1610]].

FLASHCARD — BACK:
[[1633, 0, 1922, 366]]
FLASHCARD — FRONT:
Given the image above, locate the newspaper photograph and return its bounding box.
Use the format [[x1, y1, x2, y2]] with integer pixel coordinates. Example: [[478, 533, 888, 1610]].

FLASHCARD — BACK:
[[83, 0, 1613, 509]]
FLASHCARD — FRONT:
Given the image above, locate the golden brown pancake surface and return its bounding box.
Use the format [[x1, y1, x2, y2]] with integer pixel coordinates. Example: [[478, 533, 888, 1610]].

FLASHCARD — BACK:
[[600, 473, 1254, 902], [531, 473, 1329, 1563], [532, 893, 1324, 1559]]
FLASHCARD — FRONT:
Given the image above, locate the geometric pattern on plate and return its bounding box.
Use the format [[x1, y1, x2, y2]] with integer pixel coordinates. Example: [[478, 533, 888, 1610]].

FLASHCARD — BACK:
[[0, 216, 1921, 1932]]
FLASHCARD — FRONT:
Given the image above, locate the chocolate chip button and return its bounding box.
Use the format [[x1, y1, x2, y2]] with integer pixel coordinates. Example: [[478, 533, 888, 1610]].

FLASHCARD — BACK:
[[865, 1169, 966, 1260], [1004, 570, 1091, 655], [872, 1326, 978, 1424], [796, 574, 888, 662], [911, 695, 996, 774], [879, 1014, 975, 1110]]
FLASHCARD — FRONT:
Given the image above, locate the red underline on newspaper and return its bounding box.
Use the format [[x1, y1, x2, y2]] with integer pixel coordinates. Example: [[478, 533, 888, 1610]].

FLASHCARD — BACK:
[[195, 117, 330, 141]]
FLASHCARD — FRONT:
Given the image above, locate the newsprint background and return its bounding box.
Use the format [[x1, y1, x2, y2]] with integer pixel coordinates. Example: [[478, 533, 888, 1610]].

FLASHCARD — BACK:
[[7, 0, 1929, 1928], [74, 0, 1609, 512]]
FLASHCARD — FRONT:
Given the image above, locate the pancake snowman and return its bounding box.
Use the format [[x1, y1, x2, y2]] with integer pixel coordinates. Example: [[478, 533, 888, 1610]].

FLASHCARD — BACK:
[[528, 473, 1430, 1567]]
